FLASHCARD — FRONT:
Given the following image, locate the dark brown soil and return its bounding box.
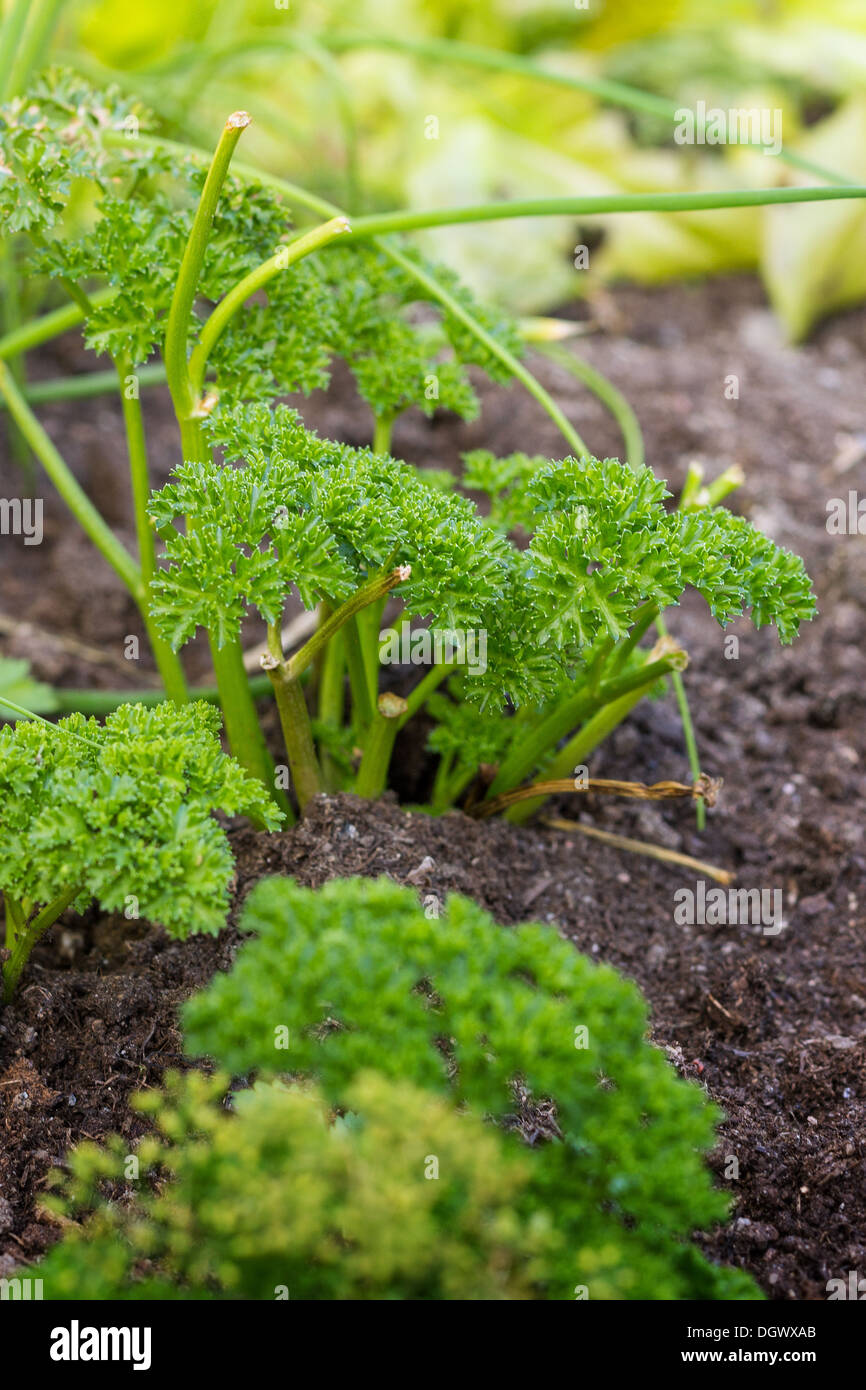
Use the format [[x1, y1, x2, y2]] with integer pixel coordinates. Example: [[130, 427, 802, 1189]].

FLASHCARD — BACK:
[[1, 275, 864, 1299]]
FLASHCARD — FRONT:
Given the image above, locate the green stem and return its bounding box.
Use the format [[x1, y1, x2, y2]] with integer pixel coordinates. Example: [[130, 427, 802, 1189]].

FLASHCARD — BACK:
[[431, 747, 457, 812], [264, 622, 321, 812], [0, 363, 167, 407], [0, 0, 31, 100], [534, 340, 645, 470], [396, 661, 455, 729], [355, 699, 405, 798], [488, 653, 684, 798], [373, 412, 394, 454], [317, 620, 345, 791], [179, 415, 208, 465], [358, 660, 456, 802], [187, 215, 352, 398], [209, 635, 286, 818], [356, 602, 382, 711], [344, 616, 374, 730], [164, 110, 252, 423], [658, 615, 706, 831], [0, 289, 114, 362], [604, 605, 658, 681], [2, 885, 81, 1001], [505, 680, 659, 825], [0, 359, 144, 601], [0, 244, 33, 478], [114, 355, 189, 703], [381, 243, 588, 457], [289, 568, 409, 682], [0, 693, 99, 746], [4, 894, 26, 951], [6, 0, 64, 97], [47, 675, 273, 716], [345, 186, 866, 241]]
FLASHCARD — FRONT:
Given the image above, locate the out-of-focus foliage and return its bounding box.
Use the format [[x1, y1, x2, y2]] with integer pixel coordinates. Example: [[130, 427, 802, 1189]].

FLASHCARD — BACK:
[[762, 98, 866, 339], [0, 657, 58, 715], [27, 876, 763, 1300], [34, 1069, 554, 1301], [44, 0, 866, 334]]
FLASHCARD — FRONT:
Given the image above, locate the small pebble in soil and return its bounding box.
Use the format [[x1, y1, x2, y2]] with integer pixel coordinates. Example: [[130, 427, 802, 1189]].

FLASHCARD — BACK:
[[405, 856, 436, 886]]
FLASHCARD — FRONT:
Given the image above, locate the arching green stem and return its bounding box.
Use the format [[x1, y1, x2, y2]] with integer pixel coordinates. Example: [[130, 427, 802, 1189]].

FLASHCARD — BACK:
[[381, 243, 588, 457], [532, 338, 645, 470], [187, 215, 352, 398]]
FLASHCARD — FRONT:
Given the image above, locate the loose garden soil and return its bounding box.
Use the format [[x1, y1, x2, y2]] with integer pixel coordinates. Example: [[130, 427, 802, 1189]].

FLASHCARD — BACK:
[[1, 275, 864, 1299]]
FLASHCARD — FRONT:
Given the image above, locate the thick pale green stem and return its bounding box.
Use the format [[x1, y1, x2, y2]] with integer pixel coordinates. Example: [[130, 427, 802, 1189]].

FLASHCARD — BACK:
[[209, 636, 287, 819], [2, 885, 81, 1002], [115, 356, 189, 703], [0, 0, 31, 100], [165, 110, 252, 425], [5, 0, 64, 98], [356, 662, 455, 801], [317, 619, 345, 791], [264, 622, 321, 812], [373, 412, 394, 455], [355, 694, 407, 799]]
